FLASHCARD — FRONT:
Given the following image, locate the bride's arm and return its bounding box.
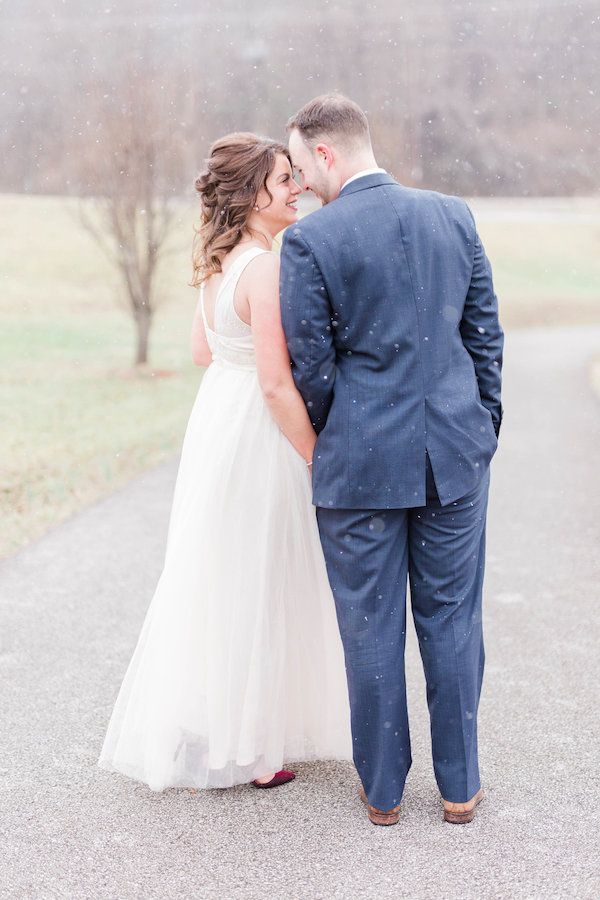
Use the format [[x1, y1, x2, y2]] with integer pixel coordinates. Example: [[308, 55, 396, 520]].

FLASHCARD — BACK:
[[190, 290, 213, 367], [246, 253, 317, 465]]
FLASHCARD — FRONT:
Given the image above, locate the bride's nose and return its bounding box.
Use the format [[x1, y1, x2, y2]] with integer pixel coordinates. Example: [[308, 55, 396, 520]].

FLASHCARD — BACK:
[[290, 179, 302, 196]]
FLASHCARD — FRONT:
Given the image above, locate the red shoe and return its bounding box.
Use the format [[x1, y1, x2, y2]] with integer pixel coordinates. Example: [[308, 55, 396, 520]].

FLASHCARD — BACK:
[[252, 770, 296, 789]]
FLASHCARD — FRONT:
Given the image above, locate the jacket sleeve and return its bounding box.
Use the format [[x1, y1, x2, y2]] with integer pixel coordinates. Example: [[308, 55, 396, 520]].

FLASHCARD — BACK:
[[279, 226, 335, 434], [459, 206, 504, 437]]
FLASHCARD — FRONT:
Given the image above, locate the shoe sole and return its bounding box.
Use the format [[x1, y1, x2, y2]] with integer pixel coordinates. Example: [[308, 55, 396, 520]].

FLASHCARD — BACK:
[[359, 786, 400, 826], [443, 788, 485, 824]]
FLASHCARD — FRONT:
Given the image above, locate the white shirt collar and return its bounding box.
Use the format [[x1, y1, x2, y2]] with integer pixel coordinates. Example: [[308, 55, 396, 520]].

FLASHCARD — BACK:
[[341, 167, 388, 191]]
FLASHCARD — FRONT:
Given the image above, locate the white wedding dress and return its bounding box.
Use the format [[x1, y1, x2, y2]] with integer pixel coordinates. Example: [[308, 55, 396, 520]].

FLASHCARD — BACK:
[[98, 247, 352, 791]]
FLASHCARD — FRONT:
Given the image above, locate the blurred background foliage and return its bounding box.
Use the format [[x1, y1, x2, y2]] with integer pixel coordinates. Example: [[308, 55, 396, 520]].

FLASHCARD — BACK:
[[1, 0, 599, 557], [2, 0, 599, 197]]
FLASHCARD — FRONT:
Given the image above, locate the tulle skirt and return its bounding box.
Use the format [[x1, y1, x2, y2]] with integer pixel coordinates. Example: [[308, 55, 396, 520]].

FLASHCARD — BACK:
[[98, 360, 352, 790]]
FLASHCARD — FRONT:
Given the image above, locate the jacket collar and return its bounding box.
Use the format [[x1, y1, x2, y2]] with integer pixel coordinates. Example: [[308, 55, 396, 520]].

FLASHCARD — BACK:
[[338, 171, 397, 197]]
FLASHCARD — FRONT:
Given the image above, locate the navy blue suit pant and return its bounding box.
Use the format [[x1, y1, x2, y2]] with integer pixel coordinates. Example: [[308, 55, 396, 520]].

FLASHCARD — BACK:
[[316, 459, 489, 810]]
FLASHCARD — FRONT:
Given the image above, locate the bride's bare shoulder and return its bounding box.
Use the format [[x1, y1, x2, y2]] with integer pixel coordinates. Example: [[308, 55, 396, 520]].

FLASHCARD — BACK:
[[241, 250, 280, 295], [249, 249, 279, 271]]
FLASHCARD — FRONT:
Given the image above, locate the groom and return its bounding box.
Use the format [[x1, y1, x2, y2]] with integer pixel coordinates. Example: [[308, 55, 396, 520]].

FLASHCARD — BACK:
[[280, 94, 503, 825]]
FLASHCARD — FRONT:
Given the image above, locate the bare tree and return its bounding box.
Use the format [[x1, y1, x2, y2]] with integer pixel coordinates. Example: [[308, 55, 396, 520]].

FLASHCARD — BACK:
[[77, 68, 191, 367]]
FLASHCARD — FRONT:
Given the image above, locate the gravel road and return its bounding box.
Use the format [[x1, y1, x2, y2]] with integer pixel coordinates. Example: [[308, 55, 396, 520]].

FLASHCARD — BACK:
[[1, 325, 599, 899]]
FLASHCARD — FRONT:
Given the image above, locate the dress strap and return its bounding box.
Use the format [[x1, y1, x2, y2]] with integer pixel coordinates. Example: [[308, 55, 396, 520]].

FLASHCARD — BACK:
[[199, 283, 210, 332], [202, 247, 271, 333], [214, 247, 271, 317], [224, 247, 270, 288]]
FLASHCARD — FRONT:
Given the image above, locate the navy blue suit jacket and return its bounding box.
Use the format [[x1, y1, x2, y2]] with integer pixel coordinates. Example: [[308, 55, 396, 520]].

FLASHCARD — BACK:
[[279, 173, 504, 509]]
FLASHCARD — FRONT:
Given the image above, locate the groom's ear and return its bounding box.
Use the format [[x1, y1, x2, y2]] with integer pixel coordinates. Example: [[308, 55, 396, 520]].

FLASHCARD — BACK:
[[314, 143, 334, 169]]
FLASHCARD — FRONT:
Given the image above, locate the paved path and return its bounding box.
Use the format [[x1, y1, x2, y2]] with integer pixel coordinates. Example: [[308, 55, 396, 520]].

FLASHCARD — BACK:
[[1, 326, 599, 900]]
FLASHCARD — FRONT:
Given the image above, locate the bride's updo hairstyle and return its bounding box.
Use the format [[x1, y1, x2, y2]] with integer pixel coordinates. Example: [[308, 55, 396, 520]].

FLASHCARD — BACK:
[[192, 132, 290, 286]]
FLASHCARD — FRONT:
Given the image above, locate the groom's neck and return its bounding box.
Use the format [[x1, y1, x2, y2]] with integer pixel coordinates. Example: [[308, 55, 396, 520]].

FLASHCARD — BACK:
[[337, 152, 379, 185]]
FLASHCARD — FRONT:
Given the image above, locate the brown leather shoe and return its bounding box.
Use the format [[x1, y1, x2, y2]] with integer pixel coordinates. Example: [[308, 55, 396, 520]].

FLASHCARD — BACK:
[[359, 785, 401, 826], [443, 787, 485, 824]]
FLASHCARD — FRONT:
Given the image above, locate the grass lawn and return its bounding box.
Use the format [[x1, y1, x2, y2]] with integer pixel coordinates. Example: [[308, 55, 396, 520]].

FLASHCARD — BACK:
[[1, 193, 599, 558], [468, 197, 600, 328], [1, 195, 201, 557]]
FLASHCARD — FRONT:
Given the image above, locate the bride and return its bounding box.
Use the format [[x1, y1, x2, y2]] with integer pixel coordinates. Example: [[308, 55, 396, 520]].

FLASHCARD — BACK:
[[98, 133, 352, 791]]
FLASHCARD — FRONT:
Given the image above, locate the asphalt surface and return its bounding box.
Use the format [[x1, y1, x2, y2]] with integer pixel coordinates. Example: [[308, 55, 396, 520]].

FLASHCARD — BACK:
[[1, 325, 599, 900]]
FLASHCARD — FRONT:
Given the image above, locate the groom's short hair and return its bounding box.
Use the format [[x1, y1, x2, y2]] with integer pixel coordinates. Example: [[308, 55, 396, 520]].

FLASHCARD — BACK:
[[287, 93, 371, 152]]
